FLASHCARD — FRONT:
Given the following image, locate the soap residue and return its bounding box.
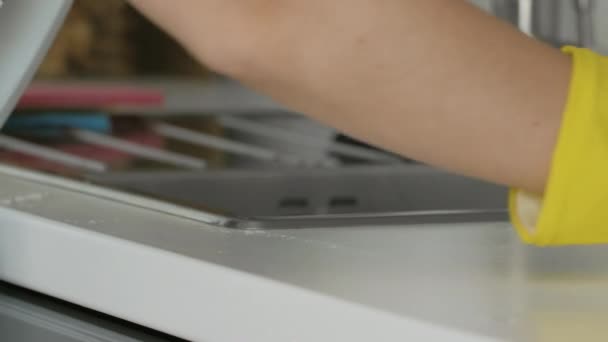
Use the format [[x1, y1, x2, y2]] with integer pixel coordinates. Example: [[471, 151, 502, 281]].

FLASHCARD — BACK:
[[241, 229, 342, 249], [0, 192, 48, 206]]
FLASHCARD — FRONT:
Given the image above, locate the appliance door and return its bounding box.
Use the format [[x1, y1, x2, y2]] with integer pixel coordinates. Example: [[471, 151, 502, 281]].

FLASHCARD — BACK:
[[0, 0, 71, 126]]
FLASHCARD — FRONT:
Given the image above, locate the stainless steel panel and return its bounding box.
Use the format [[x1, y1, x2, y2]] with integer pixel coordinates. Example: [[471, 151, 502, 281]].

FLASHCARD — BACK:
[[88, 166, 508, 229]]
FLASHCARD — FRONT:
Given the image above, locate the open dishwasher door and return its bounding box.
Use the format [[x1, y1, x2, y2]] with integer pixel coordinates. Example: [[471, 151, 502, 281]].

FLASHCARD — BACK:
[[0, 0, 72, 126], [3, 2, 608, 341]]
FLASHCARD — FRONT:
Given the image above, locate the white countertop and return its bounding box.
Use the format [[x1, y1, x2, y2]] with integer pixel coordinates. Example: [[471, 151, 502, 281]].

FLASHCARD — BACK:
[[0, 165, 607, 341]]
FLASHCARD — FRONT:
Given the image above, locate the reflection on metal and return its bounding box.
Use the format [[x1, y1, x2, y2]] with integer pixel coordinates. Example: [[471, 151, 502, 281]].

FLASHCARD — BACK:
[[0, 135, 106, 172], [220, 116, 401, 164], [152, 122, 312, 167], [518, 0, 534, 36], [71, 129, 207, 170], [575, 0, 595, 48]]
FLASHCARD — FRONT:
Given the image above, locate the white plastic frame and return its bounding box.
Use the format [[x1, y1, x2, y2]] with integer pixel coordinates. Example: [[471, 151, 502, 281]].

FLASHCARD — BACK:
[[0, 0, 72, 126]]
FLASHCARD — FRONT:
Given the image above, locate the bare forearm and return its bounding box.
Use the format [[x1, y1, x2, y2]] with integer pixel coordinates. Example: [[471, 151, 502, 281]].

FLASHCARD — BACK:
[[129, 0, 571, 193]]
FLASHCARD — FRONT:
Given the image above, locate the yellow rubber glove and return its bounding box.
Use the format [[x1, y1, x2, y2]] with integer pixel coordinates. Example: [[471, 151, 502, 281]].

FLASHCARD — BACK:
[[511, 47, 608, 246]]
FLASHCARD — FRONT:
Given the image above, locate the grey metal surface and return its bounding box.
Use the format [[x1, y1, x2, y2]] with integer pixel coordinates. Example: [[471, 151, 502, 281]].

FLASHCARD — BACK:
[[87, 166, 508, 229], [473, 0, 608, 52], [492, 0, 520, 25], [574, 0, 595, 48], [532, 0, 608, 52]]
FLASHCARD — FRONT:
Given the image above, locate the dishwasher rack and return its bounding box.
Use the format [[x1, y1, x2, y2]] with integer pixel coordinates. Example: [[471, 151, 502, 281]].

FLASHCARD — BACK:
[[0, 81, 508, 229]]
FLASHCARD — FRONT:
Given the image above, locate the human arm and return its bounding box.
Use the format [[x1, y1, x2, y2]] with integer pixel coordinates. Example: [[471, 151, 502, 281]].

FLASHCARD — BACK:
[[128, 0, 572, 194]]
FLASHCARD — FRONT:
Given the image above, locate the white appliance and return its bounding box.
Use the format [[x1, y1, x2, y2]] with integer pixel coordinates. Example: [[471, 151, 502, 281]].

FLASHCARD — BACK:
[[1, 1, 608, 341]]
